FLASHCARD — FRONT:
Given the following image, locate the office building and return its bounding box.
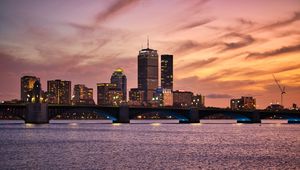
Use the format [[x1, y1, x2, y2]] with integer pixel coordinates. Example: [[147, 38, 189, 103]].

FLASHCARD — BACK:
[[192, 94, 205, 108], [72, 84, 94, 105], [97, 83, 123, 106], [138, 40, 159, 103], [110, 68, 127, 101], [161, 54, 173, 90], [43, 91, 56, 103], [173, 90, 193, 107], [152, 87, 163, 107], [152, 88, 173, 107], [128, 88, 145, 106], [47, 79, 71, 104], [20, 76, 40, 102], [230, 96, 256, 110]]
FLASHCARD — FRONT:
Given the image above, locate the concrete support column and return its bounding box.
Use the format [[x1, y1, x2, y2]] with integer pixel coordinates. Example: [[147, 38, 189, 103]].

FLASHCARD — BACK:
[[250, 111, 261, 123], [113, 104, 130, 123], [188, 108, 200, 123], [25, 103, 49, 124]]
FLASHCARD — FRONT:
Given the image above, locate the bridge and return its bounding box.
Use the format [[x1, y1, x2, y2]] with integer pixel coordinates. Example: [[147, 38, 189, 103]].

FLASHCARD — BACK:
[[0, 103, 299, 124]]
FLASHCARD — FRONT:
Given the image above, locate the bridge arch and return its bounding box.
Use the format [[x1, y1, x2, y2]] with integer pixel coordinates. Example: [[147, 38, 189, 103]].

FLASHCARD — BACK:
[[200, 112, 252, 122], [48, 107, 118, 122], [129, 108, 190, 122]]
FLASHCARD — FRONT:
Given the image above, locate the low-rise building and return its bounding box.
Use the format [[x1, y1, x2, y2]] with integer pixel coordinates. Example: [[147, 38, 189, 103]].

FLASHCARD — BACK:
[[173, 90, 193, 107], [230, 96, 256, 110], [192, 94, 205, 108]]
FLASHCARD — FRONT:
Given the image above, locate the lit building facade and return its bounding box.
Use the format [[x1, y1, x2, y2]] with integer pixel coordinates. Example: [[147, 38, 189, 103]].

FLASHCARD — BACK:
[[110, 68, 127, 101], [128, 88, 145, 106], [192, 94, 205, 108], [161, 54, 173, 90], [138, 46, 159, 103], [47, 79, 71, 104], [72, 84, 94, 105], [230, 96, 256, 110], [173, 90, 193, 107], [20, 76, 40, 102], [152, 88, 173, 107], [97, 83, 123, 106], [152, 87, 163, 107], [162, 89, 173, 106]]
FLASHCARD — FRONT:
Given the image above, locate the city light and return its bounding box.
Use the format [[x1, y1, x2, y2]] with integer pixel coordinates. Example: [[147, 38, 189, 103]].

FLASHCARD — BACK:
[[150, 123, 161, 126]]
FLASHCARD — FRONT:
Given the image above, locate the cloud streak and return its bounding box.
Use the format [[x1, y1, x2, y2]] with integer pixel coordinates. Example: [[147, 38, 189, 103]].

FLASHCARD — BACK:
[[178, 57, 218, 70], [175, 18, 215, 32], [246, 44, 300, 59], [206, 93, 232, 99], [258, 12, 300, 31], [95, 0, 139, 24], [221, 33, 255, 51]]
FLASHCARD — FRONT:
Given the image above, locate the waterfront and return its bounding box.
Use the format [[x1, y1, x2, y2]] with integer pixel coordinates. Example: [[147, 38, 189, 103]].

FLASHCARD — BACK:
[[0, 120, 299, 169]]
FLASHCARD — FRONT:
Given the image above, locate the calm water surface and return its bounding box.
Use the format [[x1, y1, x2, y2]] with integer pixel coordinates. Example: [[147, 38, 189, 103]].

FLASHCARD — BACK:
[[0, 120, 299, 169]]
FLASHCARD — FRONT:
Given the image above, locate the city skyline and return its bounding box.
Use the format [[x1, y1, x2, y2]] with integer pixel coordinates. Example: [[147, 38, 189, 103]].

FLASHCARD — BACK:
[[0, 0, 300, 108]]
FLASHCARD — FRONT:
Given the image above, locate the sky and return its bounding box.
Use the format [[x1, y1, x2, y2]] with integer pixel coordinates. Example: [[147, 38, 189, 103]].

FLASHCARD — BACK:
[[0, 0, 299, 108]]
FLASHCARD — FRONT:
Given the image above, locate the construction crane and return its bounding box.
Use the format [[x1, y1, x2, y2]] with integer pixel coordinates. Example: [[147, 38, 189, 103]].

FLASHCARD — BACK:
[[272, 74, 286, 107]]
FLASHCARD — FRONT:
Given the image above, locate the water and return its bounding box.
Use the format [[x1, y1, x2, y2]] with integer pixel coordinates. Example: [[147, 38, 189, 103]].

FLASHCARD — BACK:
[[0, 120, 299, 169]]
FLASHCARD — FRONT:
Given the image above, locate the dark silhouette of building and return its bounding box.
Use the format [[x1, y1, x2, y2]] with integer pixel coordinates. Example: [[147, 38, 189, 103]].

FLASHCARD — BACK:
[[173, 90, 193, 107], [20, 76, 40, 102], [230, 96, 256, 110], [266, 103, 283, 111], [110, 68, 127, 101], [97, 83, 123, 106], [72, 84, 94, 105], [192, 94, 205, 108], [43, 91, 56, 103], [129, 88, 145, 106], [138, 39, 159, 103], [161, 54, 173, 90], [291, 103, 298, 110], [32, 80, 42, 103], [47, 79, 71, 104]]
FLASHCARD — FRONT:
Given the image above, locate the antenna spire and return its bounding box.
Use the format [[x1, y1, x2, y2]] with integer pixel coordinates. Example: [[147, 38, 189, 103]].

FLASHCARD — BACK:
[[147, 36, 149, 49]]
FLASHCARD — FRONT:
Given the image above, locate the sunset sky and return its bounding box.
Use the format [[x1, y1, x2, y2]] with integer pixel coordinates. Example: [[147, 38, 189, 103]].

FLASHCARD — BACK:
[[0, 0, 299, 108]]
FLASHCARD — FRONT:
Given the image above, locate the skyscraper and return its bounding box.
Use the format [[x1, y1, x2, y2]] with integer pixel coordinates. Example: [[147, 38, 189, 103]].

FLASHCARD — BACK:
[[161, 54, 173, 90], [110, 68, 127, 101], [20, 76, 40, 102], [47, 79, 71, 104], [72, 84, 94, 105], [138, 39, 159, 102]]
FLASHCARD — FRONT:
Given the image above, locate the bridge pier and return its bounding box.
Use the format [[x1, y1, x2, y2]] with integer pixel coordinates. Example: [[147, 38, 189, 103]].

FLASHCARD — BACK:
[[113, 104, 130, 123], [179, 108, 199, 123], [25, 103, 49, 124]]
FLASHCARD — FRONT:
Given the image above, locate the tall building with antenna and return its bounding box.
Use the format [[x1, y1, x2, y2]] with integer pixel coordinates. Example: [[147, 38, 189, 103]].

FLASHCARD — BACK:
[[137, 37, 159, 103]]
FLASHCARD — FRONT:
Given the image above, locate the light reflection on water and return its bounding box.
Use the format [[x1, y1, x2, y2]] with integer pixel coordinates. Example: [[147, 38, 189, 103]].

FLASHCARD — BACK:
[[0, 120, 299, 169]]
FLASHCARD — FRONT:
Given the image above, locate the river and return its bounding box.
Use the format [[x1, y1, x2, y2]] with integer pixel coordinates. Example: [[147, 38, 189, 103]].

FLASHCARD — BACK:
[[0, 120, 299, 169]]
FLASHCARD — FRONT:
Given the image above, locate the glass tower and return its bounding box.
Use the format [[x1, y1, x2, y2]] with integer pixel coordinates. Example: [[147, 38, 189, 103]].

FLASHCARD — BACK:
[[138, 42, 159, 102], [161, 54, 173, 90], [110, 68, 127, 101]]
